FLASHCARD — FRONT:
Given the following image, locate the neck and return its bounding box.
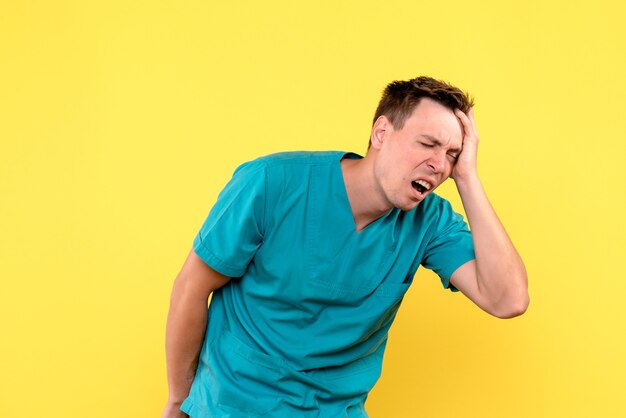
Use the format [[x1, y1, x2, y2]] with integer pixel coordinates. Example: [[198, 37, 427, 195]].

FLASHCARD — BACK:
[[340, 154, 392, 232]]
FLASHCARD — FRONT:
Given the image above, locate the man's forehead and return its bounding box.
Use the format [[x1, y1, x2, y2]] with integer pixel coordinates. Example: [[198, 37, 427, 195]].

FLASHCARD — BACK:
[[407, 102, 463, 140]]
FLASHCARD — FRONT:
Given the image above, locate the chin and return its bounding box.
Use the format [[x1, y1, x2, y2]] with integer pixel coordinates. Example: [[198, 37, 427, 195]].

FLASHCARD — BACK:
[[394, 199, 421, 212]]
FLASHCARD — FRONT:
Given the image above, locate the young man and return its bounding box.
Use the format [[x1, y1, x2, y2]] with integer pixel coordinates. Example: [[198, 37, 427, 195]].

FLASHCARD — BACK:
[[162, 76, 529, 418]]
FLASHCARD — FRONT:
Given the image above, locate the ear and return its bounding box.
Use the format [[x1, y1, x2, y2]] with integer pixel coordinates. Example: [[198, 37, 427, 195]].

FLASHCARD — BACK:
[[370, 115, 390, 150]]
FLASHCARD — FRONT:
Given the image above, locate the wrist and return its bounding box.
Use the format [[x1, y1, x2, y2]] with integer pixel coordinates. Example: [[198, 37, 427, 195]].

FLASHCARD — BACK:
[[453, 172, 481, 190], [167, 397, 185, 406]]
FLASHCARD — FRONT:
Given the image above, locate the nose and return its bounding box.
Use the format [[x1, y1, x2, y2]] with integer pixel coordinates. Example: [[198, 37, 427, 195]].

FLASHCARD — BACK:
[[427, 150, 446, 174]]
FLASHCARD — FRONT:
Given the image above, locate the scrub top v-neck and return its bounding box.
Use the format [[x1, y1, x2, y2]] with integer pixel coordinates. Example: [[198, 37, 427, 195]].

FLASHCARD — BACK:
[[181, 151, 475, 417]]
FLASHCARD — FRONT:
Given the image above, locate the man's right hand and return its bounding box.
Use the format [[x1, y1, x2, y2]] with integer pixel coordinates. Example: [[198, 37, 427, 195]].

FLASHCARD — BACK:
[[163, 248, 232, 418], [161, 401, 188, 418]]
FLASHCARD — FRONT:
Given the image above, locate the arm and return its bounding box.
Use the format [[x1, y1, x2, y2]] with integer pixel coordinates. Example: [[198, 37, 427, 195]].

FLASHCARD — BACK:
[[448, 108, 529, 319], [162, 248, 231, 417]]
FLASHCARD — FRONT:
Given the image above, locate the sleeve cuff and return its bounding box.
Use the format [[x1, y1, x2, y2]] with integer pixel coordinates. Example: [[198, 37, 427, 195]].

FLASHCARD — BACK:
[[438, 255, 476, 293], [192, 233, 247, 278]]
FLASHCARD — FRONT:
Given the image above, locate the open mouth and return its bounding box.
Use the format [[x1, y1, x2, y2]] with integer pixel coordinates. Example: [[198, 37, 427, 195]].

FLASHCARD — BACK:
[[411, 180, 432, 195]]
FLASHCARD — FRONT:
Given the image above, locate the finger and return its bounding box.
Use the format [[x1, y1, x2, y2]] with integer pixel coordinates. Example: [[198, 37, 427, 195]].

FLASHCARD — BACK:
[[467, 108, 478, 136], [456, 108, 479, 141], [455, 108, 470, 124], [454, 109, 471, 137]]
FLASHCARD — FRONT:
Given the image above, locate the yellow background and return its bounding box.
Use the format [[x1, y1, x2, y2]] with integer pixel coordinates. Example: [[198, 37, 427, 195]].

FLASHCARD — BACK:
[[1, 1, 625, 417]]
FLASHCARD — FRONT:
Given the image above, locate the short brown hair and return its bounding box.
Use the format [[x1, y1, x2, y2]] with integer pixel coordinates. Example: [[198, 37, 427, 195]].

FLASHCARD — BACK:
[[369, 76, 474, 149]]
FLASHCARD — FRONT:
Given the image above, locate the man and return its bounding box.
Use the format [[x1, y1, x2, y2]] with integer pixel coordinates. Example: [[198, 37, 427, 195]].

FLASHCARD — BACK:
[[162, 76, 529, 418]]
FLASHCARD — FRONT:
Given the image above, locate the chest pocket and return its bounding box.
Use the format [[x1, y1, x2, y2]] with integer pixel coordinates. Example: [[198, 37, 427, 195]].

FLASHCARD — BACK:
[[306, 235, 405, 297]]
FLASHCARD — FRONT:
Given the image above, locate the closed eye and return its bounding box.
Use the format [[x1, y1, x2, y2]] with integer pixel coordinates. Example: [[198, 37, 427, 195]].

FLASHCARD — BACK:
[[420, 142, 435, 148]]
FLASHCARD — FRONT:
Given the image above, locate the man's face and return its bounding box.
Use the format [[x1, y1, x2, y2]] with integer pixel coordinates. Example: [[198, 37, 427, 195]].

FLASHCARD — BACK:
[[371, 97, 464, 211]]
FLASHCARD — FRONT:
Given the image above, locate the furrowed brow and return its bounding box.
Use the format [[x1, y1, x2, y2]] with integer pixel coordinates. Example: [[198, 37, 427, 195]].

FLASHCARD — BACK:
[[420, 134, 462, 154]]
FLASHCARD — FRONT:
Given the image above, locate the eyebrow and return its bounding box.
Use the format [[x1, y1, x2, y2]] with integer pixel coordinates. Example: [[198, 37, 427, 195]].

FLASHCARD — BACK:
[[420, 134, 462, 154]]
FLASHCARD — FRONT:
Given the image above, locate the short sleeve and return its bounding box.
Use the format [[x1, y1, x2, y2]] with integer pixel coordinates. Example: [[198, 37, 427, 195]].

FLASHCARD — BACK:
[[192, 160, 266, 277], [421, 198, 475, 292]]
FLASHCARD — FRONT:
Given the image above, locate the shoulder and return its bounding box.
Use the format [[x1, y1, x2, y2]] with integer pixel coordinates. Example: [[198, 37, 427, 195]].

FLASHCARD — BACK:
[[234, 150, 349, 184], [246, 150, 348, 168], [416, 193, 469, 239], [413, 192, 451, 220], [229, 149, 348, 196], [396, 193, 464, 236]]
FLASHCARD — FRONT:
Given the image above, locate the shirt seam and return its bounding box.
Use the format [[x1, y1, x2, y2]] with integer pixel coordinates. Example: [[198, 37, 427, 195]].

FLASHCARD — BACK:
[[194, 234, 245, 277]]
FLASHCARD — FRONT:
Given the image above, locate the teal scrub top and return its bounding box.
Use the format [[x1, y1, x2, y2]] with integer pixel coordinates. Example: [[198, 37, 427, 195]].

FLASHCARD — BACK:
[[180, 151, 475, 417]]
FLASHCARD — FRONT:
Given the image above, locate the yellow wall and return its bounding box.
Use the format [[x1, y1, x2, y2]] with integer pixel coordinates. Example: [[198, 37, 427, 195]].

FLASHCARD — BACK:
[[1, 1, 625, 417]]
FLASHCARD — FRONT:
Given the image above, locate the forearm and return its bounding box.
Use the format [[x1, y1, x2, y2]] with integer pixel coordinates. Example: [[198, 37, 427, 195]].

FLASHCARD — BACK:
[[164, 278, 209, 405], [455, 175, 529, 316]]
